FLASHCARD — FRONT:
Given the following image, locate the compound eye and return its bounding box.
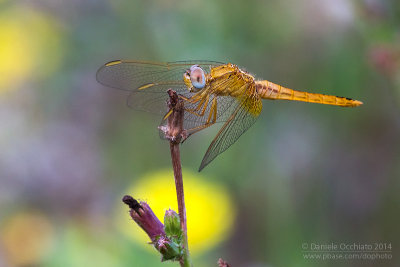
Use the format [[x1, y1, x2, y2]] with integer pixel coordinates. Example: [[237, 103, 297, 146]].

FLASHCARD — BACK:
[[189, 65, 206, 89]]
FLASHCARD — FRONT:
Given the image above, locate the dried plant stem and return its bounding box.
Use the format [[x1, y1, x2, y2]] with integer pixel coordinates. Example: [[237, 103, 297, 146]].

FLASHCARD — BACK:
[[170, 142, 191, 267], [166, 89, 191, 267]]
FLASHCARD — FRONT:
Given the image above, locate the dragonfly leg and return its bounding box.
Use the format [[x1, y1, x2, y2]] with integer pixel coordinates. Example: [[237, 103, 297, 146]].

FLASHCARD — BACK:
[[193, 94, 208, 113], [162, 93, 206, 122], [197, 94, 210, 116], [184, 94, 210, 117], [179, 94, 204, 112], [186, 97, 217, 136], [205, 96, 217, 123], [179, 93, 203, 105]]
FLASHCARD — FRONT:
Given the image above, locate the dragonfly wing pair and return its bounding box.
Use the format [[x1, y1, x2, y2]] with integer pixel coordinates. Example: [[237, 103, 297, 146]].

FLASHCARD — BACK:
[[97, 60, 217, 114], [97, 60, 259, 170]]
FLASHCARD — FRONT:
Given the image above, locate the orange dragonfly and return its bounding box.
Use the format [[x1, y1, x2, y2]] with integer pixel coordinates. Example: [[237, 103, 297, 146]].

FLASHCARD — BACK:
[[97, 60, 362, 171]]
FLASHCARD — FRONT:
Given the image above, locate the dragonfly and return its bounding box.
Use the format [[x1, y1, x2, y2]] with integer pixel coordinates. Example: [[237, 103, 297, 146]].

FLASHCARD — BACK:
[[96, 60, 362, 171]]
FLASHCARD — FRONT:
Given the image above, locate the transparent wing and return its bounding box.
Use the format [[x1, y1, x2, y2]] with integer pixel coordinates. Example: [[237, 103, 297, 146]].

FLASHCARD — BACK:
[[198, 90, 262, 171], [97, 60, 224, 115], [125, 69, 243, 123], [126, 82, 237, 121], [96, 60, 224, 92], [126, 82, 187, 115]]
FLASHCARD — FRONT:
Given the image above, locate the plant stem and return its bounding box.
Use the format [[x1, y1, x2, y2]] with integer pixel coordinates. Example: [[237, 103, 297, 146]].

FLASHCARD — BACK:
[[165, 89, 191, 267], [170, 142, 191, 267]]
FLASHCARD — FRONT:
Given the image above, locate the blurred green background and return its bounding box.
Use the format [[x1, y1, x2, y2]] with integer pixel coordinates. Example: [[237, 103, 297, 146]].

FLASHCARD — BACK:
[[0, 0, 399, 266]]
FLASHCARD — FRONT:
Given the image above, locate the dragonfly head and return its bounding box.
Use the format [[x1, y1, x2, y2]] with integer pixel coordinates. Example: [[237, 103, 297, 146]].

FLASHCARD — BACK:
[[184, 65, 206, 92]]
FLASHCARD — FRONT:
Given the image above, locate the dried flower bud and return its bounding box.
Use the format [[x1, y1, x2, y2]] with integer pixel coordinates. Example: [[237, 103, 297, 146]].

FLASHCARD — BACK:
[[122, 195, 165, 241], [122, 195, 184, 262]]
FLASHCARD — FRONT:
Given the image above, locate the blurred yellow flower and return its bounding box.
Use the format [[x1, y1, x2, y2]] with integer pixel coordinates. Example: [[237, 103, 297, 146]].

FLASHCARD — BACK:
[[0, 6, 63, 92], [117, 169, 235, 255], [0, 211, 54, 266]]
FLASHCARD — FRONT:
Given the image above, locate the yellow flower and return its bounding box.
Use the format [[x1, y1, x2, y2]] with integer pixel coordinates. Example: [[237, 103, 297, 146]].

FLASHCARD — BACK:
[[117, 169, 235, 255], [0, 6, 63, 92]]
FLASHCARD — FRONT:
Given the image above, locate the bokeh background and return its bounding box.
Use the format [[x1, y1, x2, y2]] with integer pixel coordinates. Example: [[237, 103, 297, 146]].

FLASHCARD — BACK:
[[0, 0, 399, 266]]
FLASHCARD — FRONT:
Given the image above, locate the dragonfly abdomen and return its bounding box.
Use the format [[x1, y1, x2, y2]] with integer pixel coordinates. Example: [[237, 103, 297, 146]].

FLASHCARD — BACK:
[[255, 80, 363, 107]]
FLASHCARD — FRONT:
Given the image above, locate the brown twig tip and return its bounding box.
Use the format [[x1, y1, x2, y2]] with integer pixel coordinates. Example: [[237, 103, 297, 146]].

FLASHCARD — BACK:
[[217, 258, 231, 267], [122, 195, 143, 213], [163, 89, 186, 144], [167, 89, 178, 106]]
